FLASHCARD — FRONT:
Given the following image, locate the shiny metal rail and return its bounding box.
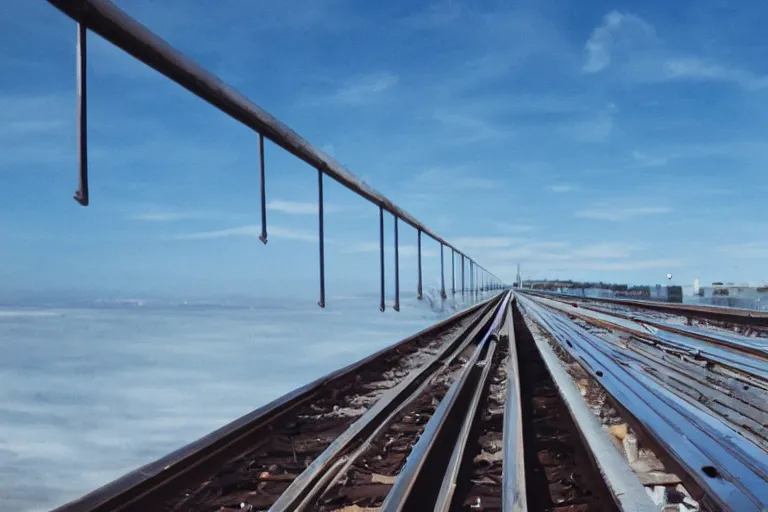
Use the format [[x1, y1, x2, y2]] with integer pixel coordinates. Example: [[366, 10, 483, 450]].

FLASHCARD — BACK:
[[268, 294, 508, 511], [518, 294, 768, 511], [500, 300, 526, 512], [525, 301, 656, 512], [526, 293, 768, 452], [42, 0, 506, 308], [541, 294, 768, 358], [380, 292, 511, 511], [531, 294, 768, 382], [50, 297, 499, 512], [522, 289, 768, 327]]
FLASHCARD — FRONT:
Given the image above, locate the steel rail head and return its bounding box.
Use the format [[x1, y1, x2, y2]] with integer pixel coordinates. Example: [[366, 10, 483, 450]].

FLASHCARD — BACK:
[[44, 0, 506, 291], [530, 294, 768, 381], [513, 294, 656, 512], [544, 294, 768, 359], [267, 294, 506, 512], [524, 289, 768, 327], [434, 338, 499, 512], [500, 300, 527, 512], [381, 292, 512, 511], [517, 294, 768, 512]]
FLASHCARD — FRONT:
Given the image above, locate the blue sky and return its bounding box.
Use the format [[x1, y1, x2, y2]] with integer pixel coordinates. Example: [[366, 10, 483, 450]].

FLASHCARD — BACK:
[[2, 0, 767, 301]]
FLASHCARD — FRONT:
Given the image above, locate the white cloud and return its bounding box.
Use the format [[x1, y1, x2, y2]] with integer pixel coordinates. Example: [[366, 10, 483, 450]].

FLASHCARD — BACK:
[[583, 12, 654, 74], [495, 223, 535, 233], [449, 236, 522, 249], [333, 72, 399, 105], [408, 166, 501, 191], [341, 242, 438, 258], [571, 242, 637, 259], [662, 58, 768, 90], [564, 104, 616, 143], [433, 109, 514, 143], [546, 184, 579, 193], [583, 11, 768, 90], [719, 243, 768, 258], [266, 200, 341, 215], [488, 242, 571, 262], [631, 151, 670, 167], [174, 225, 317, 242], [574, 206, 671, 221], [484, 239, 682, 279], [132, 212, 210, 222]]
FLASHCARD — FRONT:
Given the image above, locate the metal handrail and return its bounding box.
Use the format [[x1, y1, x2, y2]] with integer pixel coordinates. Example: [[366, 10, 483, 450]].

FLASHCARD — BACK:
[[44, 0, 506, 307]]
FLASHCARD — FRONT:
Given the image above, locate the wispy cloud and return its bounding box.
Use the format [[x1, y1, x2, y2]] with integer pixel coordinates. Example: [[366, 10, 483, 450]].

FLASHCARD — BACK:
[[495, 223, 535, 233], [583, 12, 655, 74], [449, 236, 523, 249], [174, 225, 317, 242], [570, 242, 637, 259], [631, 151, 671, 167], [332, 72, 399, 105], [719, 243, 768, 258], [487, 242, 571, 262], [574, 206, 672, 222], [583, 11, 768, 90], [341, 242, 438, 258], [556, 258, 684, 272], [432, 109, 514, 143], [132, 211, 213, 222], [562, 104, 616, 143], [486, 239, 681, 278], [662, 58, 768, 90], [408, 166, 501, 192], [266, 200, 341, 215], [546, 184, 579, 193]]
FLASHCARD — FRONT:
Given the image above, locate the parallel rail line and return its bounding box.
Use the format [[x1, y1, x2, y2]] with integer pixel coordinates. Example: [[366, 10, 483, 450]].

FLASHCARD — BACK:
[[522, 290, 768, 328], [52, 291, 768, 512], [518, 292, 768, 511]]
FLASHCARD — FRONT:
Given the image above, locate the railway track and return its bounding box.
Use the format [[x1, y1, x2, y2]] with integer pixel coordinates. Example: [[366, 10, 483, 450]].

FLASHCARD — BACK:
[[52, 290, 768, 512], [517, 291, 768, 511]]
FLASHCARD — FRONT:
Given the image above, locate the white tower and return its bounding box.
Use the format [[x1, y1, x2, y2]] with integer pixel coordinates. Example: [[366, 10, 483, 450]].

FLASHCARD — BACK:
[[693, 278, 700, 295]]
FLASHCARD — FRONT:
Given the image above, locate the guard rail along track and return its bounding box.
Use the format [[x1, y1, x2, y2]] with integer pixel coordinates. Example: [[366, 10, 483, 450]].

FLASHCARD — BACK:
[[40, 0, 505, 310]]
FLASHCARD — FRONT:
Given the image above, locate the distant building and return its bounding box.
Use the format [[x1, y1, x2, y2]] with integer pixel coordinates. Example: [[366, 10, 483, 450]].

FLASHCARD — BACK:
[[693, 279, 700, 296], [693, 283, 768, 311], [649, 285, 683, 303]]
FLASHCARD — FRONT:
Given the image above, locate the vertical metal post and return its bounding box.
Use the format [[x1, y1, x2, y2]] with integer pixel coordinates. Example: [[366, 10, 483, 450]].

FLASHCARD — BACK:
[[440, 244, 447, 299], [379, 207, 385, 312], [417, 230, 423, 300], [451, 250, 455, 294], [461, 254, 465, 295], [317, 169, 325, 308], [258, 134, 268, 244], [74, 23, 89, 206], [394, 216, 400, 312]]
